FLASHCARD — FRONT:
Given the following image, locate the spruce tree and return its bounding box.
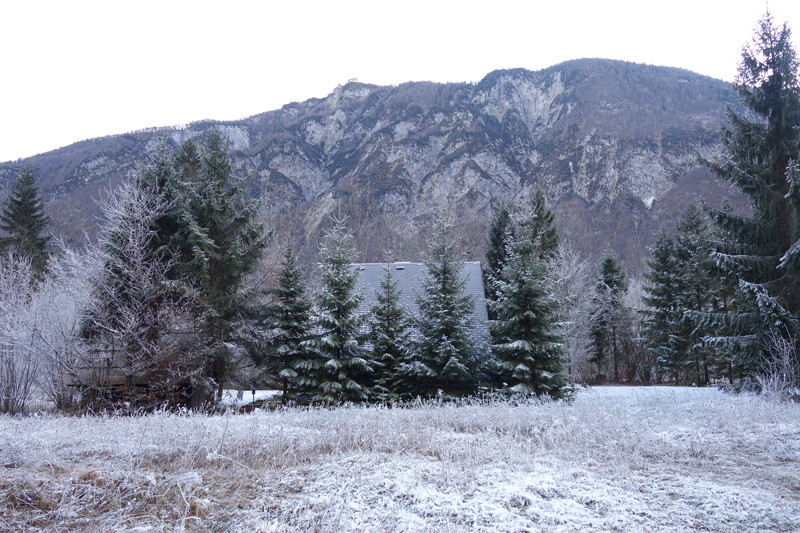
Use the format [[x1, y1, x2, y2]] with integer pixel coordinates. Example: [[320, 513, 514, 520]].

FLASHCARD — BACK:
[[82, 178, 184, 405], [367, 261, 411, 402], [484, 201, 512, 315], [588, 253, 631, 382], [485, 192, 557, 316], [642, 231, 680, 381], [643, 205, 719, 384], [300, 217, 370, 403], [253, 243, 312, 404], [401, 216, 477, 397], [704, 13, 800, 372], [0, 165, 50, 279], [489, 204, 567, 397], [672, 204, 717, 384], [137, 143, 183, 265], [175, 130, 270, 398]]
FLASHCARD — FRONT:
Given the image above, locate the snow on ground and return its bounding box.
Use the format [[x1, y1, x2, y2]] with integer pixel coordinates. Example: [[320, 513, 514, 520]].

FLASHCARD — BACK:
[[218, 389, 282, 407], [0, 386, 798, 532]]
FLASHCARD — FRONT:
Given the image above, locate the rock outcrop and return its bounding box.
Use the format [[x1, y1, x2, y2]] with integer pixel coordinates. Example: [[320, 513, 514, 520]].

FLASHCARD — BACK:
[[0, 58, 745, 271]]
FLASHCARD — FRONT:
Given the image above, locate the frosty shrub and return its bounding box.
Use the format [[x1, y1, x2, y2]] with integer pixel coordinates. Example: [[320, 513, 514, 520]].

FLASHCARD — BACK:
[[758, 328, 800, 401], [0, 256, 40, 414]]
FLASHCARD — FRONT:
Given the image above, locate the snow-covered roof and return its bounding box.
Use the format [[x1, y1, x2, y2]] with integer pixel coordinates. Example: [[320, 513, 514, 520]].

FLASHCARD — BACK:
[[352, 261, 490, 346]]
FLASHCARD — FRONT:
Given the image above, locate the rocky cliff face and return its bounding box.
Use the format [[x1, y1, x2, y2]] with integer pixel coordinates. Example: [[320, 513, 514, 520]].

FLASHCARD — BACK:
[[0, 59, 745, 271]]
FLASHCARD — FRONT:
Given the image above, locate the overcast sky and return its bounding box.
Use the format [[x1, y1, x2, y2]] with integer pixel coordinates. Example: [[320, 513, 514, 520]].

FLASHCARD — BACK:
[[1, 0, 798, 163]]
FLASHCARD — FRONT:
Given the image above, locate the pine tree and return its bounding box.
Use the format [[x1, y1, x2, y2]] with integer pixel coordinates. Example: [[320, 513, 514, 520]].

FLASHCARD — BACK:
[[401, 216, 477, 397], [526, 189, 559, 258], [0, 165, 50, 279], [254, 243, 312, 404], [588, 253, 632, 382], [489, 203, 567, 397], [175, 130, 271, 399], [174, 137, 202, 181], [300, 217, 370, 403], [704, 13, 800, 372], [367, 261, 411, 402]]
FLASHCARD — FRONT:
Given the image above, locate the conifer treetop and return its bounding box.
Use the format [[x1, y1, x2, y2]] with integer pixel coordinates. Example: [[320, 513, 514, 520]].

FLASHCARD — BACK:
[[0, 164, 51, 277]]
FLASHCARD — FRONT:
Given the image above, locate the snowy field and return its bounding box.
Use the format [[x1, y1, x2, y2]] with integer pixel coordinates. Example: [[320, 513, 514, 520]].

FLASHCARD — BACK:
[[1, 387, 798, 532]]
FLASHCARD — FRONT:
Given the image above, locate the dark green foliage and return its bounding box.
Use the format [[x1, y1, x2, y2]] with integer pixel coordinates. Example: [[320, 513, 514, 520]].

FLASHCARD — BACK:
[[174, 137, 202, 181], [301, 217, 371, 403], [400, 216, 478, 397], [588, 253, 632, 382], [641, 231, 679, 379], [485, 191, 557, 307], [137, 144, 183, 264], [81, 178, 190, 406], [249, 243, 312, 404], [175, 130, 271, 396], [528, 189, 559, 257], [367, 262, 411, 402], [489, 198, 567, 397], [77, 132, 270, 407], [0, 165, 50, 279], [672, 205, 718, 384], [641, 231, 677, 382], [704, 13, 800, 372], [484, 202, 512, 315], [643, 205, 720, 384]]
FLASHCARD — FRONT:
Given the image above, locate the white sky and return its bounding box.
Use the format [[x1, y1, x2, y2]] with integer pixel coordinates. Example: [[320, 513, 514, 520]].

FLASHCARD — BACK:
[[1, 0, 798, 163]]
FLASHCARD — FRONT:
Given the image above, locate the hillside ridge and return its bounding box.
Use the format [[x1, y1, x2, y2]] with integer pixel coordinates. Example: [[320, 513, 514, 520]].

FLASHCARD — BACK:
[[0, 58, 744, 269]]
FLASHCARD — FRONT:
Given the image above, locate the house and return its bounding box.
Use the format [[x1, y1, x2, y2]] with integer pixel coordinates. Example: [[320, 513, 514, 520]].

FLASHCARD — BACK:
[[353, 261, 490, 347]]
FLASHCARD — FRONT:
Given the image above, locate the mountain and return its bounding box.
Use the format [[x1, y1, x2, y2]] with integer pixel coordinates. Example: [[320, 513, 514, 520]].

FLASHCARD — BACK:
[[0, 58, 745, 272]]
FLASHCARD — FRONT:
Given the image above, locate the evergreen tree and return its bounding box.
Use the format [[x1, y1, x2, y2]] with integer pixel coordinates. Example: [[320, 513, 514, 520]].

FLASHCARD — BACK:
[[484, 201, 512, 315], [703, 13, 800, 373], [401, 216, 477, 397], [672, 204, 717, 384], [175, 130, 271, 399], [0, 165, 50, 279], [526, 189, 559, 258], [300, 217, 370, 403], [485, 191, 558, 294], [643, 205, 719, 384], [174, 137, 202, 181], [642, 231, 680, 380], [489, 204, 567, 397], [706, 199, 742, 382], [137, 143, 183, 265], [82, 178, 189, 406], [588, 253, 632, 382], [367, 261, 411, 402], [251, 243, 312, 404]]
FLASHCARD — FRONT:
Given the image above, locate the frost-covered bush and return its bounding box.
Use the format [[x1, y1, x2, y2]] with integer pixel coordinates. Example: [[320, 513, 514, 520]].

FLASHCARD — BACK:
[[757, 329, 800, 401], [0, 246, 99, 412], [0, 256, 40, 414]]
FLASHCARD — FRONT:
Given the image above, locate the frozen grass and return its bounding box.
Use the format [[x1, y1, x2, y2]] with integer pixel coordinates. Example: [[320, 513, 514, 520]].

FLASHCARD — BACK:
[[0, 387, 798, 532]]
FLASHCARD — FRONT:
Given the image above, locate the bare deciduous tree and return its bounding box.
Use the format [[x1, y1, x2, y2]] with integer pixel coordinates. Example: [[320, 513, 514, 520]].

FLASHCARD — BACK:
[[549, 241, 594, 383]]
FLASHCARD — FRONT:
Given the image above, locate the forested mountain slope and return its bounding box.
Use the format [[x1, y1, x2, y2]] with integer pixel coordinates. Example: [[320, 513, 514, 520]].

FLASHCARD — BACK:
[[0, 58, 745, 270]]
